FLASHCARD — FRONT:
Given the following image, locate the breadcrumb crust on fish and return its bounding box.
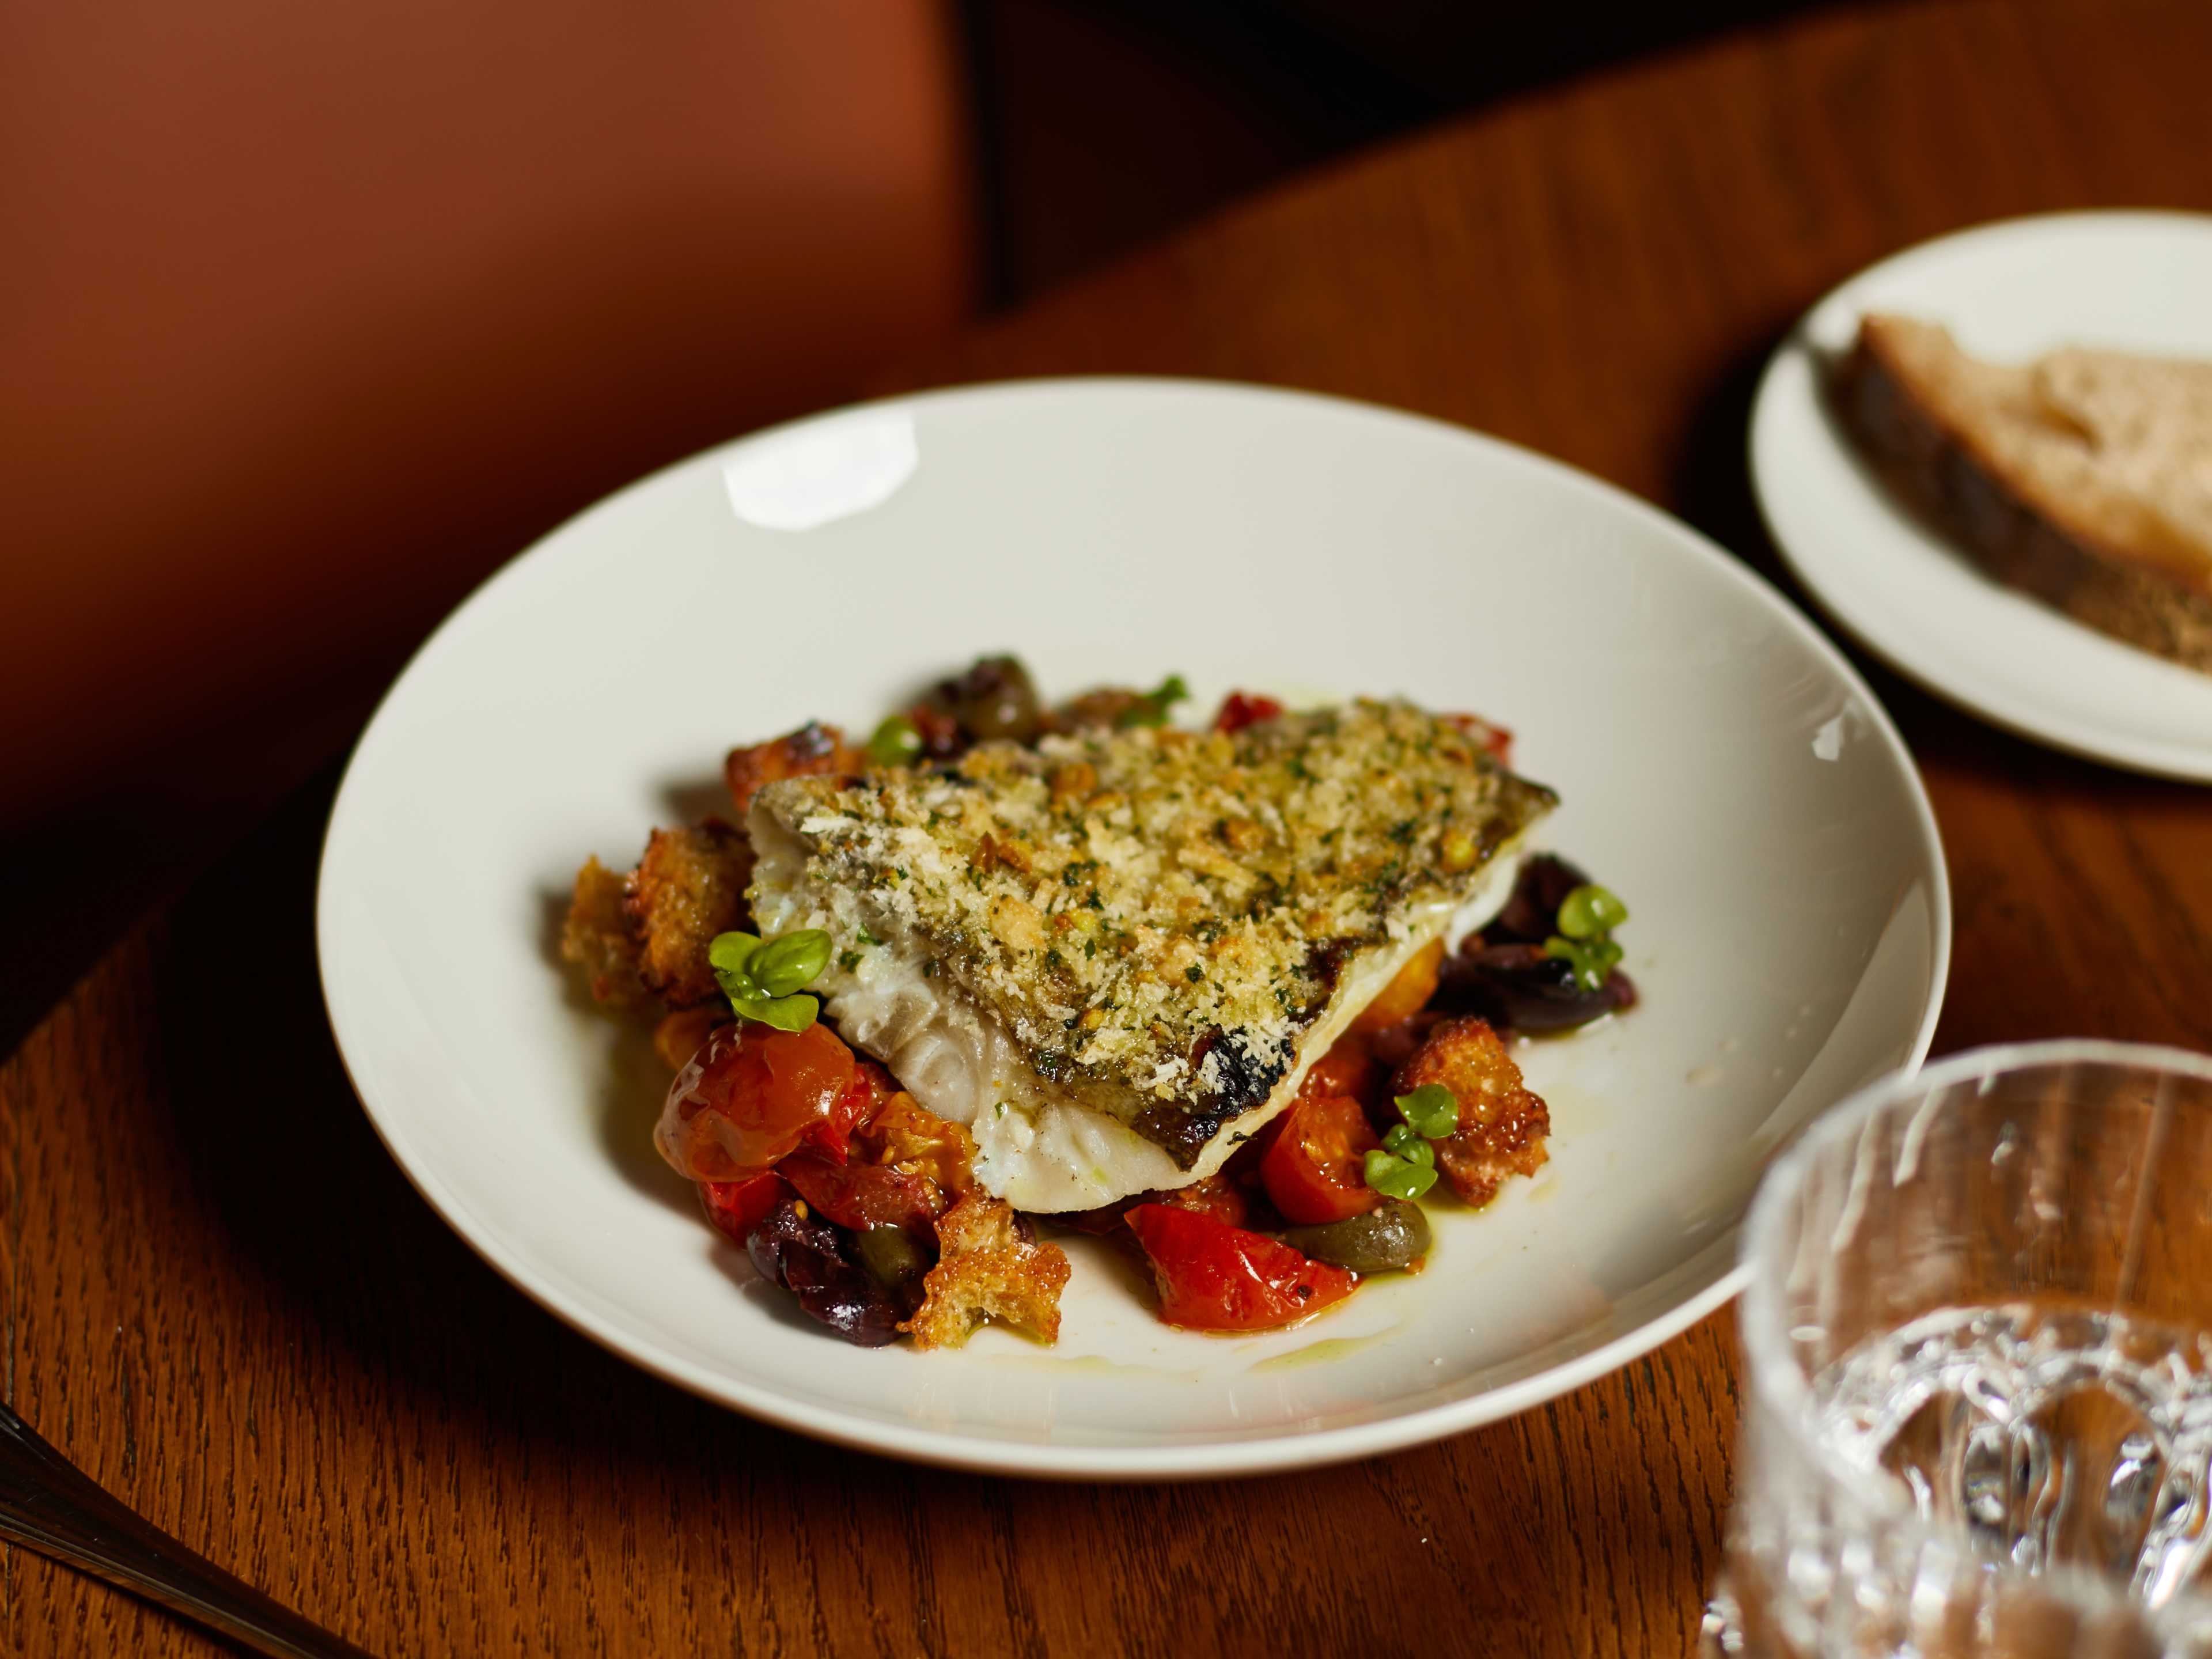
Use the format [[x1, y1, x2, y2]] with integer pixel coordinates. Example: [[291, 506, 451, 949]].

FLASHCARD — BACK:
[[749, 700, 1554, 1161]]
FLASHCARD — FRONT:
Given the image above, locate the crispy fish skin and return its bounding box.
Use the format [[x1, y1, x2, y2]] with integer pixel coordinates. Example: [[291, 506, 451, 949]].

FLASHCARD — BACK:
[[748, 700, 1554, 1207]]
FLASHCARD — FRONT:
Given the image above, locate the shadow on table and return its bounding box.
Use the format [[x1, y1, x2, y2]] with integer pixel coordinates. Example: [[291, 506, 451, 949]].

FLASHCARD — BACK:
[[147, 775, 1017, 1453], [1667, 321, 2212, 799]]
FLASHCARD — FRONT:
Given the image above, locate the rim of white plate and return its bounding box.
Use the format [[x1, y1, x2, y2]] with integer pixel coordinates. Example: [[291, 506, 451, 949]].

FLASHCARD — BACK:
[[318, 376, 1952, 1479]]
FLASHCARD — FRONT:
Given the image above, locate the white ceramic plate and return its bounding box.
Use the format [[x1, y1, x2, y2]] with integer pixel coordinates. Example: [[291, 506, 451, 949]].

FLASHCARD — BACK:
[[1749, 210, 2212, 782], [318, 380, 1948, 1479]]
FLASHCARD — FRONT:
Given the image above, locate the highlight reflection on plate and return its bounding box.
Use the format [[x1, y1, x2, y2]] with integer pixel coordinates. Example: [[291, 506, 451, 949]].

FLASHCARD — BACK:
[[319, 379, 1948, 1478]]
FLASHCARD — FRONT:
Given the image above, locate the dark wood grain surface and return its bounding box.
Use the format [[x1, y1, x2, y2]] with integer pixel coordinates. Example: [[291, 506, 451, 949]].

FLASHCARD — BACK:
[[8, 1, 2212, 1653]]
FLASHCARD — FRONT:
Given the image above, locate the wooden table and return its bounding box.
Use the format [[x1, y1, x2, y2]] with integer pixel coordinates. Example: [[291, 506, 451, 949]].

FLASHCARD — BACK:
[[7, 1, 2211, 1653]]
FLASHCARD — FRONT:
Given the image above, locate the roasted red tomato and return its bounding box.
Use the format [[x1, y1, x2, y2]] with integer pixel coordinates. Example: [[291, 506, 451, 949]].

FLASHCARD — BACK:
[[1213, 692, 1285, 734], [779, 1151, 947, 1234], [656, 1019, 858, 1181], [1444, 711, 1513, 766], [806, 1057, 900, 1164], [1297, 1032, 1379, 1110], [854, 1093, 977, 1194], [1125, 1205, 1357, 1331], [1148, 1174, 1251, 1229], [1260, 1092, 1381, 1225], [1348, 940, 1445, 1036], [697, 1172, 791, 1245]]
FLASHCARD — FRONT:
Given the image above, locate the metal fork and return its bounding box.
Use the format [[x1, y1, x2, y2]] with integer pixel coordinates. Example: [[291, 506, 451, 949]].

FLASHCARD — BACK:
[[0, 1401, 376, 1657]]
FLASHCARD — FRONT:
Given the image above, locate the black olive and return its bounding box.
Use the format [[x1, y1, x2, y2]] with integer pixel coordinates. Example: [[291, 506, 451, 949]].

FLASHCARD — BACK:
[[1437, 942, 1637, 1033], [1278, 1201, 1431, 1273], [746, 1200, 907, 1346], [1486, 853, 1596, 944], [929, 654, 1043, 744]]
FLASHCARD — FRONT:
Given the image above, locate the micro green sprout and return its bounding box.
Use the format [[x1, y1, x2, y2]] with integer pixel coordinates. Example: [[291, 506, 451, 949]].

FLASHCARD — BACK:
[[866, 714, 923, 768], [1363, 1148, 1438, 1202], [1393, 1083, 1460, 1141], [709, 928, 832, 1031], [1116, 673, 1191, 729], [1545, 883, 1630, 992]]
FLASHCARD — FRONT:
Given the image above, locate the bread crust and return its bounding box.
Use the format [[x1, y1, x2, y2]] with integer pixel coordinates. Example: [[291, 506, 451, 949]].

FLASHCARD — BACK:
[[1834, 321, 2212, 673]]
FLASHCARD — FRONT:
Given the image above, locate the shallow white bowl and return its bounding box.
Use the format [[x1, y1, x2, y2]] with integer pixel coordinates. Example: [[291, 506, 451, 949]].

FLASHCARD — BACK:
[[318, 379, 1948, 1478], [1749, 210, 2212, 782]]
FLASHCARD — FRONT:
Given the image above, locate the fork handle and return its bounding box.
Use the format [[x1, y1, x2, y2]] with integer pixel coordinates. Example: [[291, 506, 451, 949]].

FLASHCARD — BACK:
[[0, 1403, 376, 1658]]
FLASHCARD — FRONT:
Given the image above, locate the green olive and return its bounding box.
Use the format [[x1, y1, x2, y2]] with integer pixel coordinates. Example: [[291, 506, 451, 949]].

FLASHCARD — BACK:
[[1279, 1201, 1432, 1274], [853, 1225, 932, 1292]]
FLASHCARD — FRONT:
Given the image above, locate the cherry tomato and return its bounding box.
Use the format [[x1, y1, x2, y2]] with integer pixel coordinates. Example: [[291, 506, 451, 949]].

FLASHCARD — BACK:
[[779, 1151, 946, 1234], [697, 1173, 791, 1245], [656, 1019, 858, 1181], [1219, 1113, 1282, 1184], [806, 1057, 901, 1164], [853, 1092, 976, 1194], [1444, 712, 1513, 766], [1298, 1033, 1379, 1109], [1149, 1174, 1250, 1229], [653, 1007, 724, 1071], [1348, 940, 1445, 1035], [1125, 1205, 1357, 1331], [1213, 692, 1285, 734], [1261, 1092, 1381, 1225]]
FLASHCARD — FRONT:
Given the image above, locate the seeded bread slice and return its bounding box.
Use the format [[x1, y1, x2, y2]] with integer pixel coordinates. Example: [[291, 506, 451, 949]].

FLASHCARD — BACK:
[[1834, 313, 2212, 673]]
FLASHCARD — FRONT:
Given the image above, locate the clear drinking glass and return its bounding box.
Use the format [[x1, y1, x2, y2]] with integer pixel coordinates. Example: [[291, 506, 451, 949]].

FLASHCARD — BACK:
[[1709, 1040, 2212, 1659]]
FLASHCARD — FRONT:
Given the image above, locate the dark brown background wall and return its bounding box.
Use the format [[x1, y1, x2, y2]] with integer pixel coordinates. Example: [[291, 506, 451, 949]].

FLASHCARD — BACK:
[[1, 0, 1834, 1051]]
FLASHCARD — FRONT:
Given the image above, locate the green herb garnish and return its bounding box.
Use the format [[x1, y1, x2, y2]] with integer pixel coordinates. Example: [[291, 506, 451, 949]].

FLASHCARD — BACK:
[[1544, 882, 1630, 992], [866, 714, 923, 767], [1380, 1123, 1436, 1168], [1363, 1148, 1438, 1202], [709, 929, 831, 1031], [1394, 1083, 1460, 1141], [1115, 673, 1191, 729]]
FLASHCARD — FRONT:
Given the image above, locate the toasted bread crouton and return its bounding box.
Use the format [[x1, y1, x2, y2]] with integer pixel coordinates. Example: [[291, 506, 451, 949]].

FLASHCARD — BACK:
[[724, 723, 863, 818], [627, 822, 754, 1006], [1392, 1015, 1550, 1207], [899, 1192, 1070, 1349], [562, 856, 649, 1006]]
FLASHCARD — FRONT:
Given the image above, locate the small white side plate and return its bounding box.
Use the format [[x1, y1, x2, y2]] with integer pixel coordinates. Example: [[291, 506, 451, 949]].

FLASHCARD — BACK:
[[319, 380, 1948, 1478], [1749, 210, 2212, 782]]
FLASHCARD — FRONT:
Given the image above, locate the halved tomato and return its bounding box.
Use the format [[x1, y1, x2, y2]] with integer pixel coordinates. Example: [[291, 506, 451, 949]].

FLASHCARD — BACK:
[[779, 1151, 946, 1234], [1125, 1205, 1357, 1331], [806, 1056, 902, 1164], [1347, 940, 1445, 1036], [1147, 1174, 1250, 1229], [1298, 1032, 1378, 1106], [1212, 692, 1285, 733], [1260, 1091, 1381, 1225], [697, 1172, 791, 1245]]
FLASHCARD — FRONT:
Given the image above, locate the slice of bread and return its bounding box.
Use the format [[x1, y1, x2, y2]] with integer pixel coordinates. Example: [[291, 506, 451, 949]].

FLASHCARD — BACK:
[[1834, 313, 2212, 673]]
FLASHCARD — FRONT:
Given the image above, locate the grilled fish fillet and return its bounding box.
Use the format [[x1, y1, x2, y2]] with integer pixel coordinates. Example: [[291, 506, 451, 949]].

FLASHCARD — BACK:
[[747, 700, 1554, 1211]]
